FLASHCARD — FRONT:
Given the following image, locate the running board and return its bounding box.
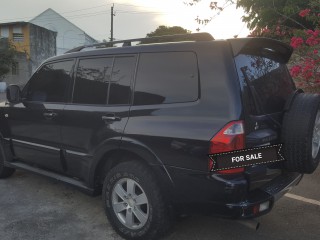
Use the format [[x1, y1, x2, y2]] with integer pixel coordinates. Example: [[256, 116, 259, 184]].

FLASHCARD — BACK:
[[6, 161, 94, 195]]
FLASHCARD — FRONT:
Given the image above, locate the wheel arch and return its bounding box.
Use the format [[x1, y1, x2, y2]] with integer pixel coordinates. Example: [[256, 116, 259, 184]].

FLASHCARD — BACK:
[[89, 137, 174, 195]]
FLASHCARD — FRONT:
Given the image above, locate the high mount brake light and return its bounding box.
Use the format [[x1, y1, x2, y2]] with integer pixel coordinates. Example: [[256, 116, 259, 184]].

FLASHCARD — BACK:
[[209, 121, 245, 174]]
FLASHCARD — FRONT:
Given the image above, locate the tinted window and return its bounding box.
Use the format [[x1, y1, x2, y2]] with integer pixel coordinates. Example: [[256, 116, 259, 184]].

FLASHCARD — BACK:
[[25, 61, 73, 102], [134, 52, 198, 105], [73, 57, 135, 105], [73, 58, 113, 105], [108, 57, 136, 105], [235, 54, 294, 114]]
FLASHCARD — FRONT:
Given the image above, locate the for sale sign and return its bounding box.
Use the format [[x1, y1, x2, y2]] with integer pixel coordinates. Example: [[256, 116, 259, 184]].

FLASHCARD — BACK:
[[208, 144, 285, 172]]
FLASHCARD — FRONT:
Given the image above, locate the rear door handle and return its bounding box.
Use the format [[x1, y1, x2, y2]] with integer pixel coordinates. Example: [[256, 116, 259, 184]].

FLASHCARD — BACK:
[[102, 115, 121, 122], [43, 112, 58, 119]]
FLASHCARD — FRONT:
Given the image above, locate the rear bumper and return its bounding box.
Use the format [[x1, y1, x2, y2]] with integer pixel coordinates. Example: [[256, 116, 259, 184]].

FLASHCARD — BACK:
[[225, 172, 303, 218], [166, 166, 302, 218]]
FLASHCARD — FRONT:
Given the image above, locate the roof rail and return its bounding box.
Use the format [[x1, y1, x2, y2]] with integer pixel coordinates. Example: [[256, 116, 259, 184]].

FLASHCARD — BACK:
[[65, 32, 214, 53]]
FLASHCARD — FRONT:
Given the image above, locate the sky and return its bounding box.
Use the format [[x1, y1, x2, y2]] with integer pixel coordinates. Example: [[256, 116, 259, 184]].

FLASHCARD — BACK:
[[0, 0, 250, 42]]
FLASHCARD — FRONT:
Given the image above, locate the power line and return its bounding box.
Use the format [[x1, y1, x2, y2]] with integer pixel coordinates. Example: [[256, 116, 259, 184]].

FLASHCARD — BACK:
[[116, 10, 173, 15], [111, 2, 167, 10], [0, 4, 112, 22]]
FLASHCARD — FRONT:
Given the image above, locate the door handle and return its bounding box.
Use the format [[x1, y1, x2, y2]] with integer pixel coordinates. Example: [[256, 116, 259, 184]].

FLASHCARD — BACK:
[[102, 115, 121, 122], [43, 112, 58, 119]]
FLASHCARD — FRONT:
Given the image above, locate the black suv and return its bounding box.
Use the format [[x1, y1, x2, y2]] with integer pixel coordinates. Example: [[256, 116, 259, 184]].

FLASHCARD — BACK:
[[1, 33, 319, 240]]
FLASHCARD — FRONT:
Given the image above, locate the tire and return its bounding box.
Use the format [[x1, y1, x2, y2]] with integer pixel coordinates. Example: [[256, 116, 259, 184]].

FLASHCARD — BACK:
[[0, 143, 15, 179], [102, 161, 173, 240], [281, 93, 320, 174]]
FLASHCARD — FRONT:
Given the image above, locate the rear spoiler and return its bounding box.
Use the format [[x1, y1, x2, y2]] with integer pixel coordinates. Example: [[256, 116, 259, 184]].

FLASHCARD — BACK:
[[228, 38, 293, 64]]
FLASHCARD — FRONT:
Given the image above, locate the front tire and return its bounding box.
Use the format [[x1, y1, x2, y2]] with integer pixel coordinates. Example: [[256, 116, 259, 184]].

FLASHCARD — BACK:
[[102, 161, 172, 240]]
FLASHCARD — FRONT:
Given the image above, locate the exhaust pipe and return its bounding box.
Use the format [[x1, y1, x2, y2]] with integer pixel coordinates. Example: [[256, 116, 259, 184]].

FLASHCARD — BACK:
[[237, 219, 260, 231]]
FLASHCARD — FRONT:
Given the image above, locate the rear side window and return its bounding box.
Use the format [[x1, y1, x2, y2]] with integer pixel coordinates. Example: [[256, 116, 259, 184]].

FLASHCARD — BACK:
[[134, 52, 198, 105], [235, 54, 294, 114], [73, 56, 136, 105], [108, 57, 136, 105], [25, 60, 73, 103], [73, 58, 113, 105]]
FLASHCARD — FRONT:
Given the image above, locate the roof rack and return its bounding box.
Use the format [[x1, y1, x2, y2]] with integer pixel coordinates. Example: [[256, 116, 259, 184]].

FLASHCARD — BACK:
[[65, 32, 214, 53]]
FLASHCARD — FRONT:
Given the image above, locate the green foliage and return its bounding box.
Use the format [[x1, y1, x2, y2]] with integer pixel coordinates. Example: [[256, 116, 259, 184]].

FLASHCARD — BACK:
[[141, 25, 191, 44], [236, 0, 316, 35], [146, 25, 191, 38], [0, 38, 17, 80]]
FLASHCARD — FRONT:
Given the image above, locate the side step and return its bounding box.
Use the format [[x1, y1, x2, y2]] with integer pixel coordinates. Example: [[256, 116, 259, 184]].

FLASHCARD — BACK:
[[5, 161, 95, 195]]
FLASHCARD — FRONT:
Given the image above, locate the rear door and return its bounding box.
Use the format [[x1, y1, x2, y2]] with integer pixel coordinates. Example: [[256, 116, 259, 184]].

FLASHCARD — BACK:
[[231, 38, 295, 146], [61, 55, 136, 180], [231, 38, 295, 188], [7, 60, 74, 172]]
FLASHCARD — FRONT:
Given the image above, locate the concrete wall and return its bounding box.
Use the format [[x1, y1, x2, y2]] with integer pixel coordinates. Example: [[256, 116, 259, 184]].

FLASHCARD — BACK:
[[29, 24, 56, 73]]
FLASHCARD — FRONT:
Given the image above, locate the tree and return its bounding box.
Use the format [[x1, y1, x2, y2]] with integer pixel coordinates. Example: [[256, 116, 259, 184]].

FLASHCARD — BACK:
[[185, 0, 317, 38], [236, 0, 318, 38], [184, 0, 233, 31], [146, 25, 191, 38], [141, 25, 191, 44], [0, 38, 17, 80], [237, 0, 313, 29]]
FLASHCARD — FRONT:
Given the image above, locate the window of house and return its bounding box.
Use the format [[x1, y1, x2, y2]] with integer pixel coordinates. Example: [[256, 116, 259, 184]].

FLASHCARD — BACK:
[[12, 26, 24, 42], [134, 52, 199, 105], [24, 60, 74, 103], [73, 56, 136, 105], [0, 26, 9, 38], [13, 33, 24, 42]]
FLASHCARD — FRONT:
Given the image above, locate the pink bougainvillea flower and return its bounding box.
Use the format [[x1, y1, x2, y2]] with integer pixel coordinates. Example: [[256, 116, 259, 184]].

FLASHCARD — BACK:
[[299, 9, 311, 17], [306, 36, 319, 46], [313, 30, 320, 37], [306, 29, 314, 35], [290, 37, 304, 48], [290, 65, 302, 77]]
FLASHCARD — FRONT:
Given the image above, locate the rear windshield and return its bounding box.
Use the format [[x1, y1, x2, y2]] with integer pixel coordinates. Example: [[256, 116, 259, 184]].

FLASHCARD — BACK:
[[235, 54, 295, 114]]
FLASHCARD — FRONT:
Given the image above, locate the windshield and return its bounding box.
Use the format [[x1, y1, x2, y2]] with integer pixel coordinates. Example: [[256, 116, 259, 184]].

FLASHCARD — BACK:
[[235, 54, 295, 115]]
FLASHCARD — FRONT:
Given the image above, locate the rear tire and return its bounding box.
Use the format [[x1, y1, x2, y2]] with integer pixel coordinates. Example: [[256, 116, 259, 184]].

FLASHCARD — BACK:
[[102, 161, 173, 240], [281, 93, 320, 174]]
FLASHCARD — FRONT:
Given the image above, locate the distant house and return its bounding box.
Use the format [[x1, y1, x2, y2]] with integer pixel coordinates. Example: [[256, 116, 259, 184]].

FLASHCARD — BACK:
[[0, 22, 57, 85], [30, 8, 98, 55]]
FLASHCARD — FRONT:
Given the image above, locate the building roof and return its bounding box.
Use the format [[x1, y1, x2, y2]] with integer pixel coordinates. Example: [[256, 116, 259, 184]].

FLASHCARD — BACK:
[[0, 21, 28, 26], [30, 8, 97, 43], [0, 21, 57, 34]]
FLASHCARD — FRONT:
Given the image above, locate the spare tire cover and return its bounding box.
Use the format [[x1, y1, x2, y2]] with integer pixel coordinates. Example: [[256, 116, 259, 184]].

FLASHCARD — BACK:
[[281, 93, 320, 174]]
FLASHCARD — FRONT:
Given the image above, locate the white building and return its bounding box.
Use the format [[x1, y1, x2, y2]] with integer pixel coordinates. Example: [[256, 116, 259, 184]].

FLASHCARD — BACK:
[[30, 8, 98, 55]]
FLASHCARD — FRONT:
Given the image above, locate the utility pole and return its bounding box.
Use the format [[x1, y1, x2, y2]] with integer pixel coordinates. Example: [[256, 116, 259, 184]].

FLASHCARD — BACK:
[[110, 4, 115, 42]]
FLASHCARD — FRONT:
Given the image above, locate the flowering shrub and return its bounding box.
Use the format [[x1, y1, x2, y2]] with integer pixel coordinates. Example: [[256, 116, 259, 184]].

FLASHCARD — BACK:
[[289, 8, 320, 89]]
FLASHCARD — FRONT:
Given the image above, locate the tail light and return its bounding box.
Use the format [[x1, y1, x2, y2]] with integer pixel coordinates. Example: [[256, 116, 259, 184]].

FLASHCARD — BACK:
[[209, 121, 245, 174]]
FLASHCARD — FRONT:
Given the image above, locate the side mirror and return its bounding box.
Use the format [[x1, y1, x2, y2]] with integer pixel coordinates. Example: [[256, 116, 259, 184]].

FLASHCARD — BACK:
[[6, 85, 21, 103]]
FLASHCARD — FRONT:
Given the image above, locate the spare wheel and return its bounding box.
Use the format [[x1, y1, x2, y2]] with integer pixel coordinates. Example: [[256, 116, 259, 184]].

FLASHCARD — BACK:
[[281, 93, 320, 174]]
